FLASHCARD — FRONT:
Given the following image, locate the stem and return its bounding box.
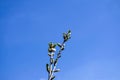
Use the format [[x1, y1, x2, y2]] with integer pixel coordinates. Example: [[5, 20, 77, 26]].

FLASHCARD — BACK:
[[48, 52, 54, 80], [49, 41, 65, 80], [47, 30, 71, 80]]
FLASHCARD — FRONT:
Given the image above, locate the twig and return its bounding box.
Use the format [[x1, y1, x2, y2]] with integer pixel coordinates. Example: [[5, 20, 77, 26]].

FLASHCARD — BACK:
[[46, 30, 71, 80]]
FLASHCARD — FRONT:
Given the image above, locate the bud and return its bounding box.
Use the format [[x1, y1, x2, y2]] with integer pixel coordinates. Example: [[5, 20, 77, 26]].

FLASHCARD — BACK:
[[54, 59, 58, 66], [48, 53, 51, 56], [49, 42, 56, 48], [54, 69, 60, 72], [51, 48, 56, 52], [51, 76, 55, 80], [63, 33, 67, 41], [61, 44, 65, 50], [63, 30, 71, 42], [51, 52, 54, 56], [50, 58, 54, 64], [46, 64, 50, 73], [57, 55, 61, 58], [68, 30, 71, 34], [48, 48, 56, 52]]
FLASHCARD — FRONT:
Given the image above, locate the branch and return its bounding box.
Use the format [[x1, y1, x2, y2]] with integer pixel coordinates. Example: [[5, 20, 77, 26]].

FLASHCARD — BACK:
[[46, 30, 71, 80]]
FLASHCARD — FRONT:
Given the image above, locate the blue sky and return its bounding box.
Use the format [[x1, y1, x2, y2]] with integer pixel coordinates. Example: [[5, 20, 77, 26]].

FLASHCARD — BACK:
[[0, 0, 120, 80]]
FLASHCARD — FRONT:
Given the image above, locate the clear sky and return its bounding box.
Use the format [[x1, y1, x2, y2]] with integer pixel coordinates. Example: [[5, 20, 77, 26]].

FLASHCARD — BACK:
[[0, 0, 120, 80]]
